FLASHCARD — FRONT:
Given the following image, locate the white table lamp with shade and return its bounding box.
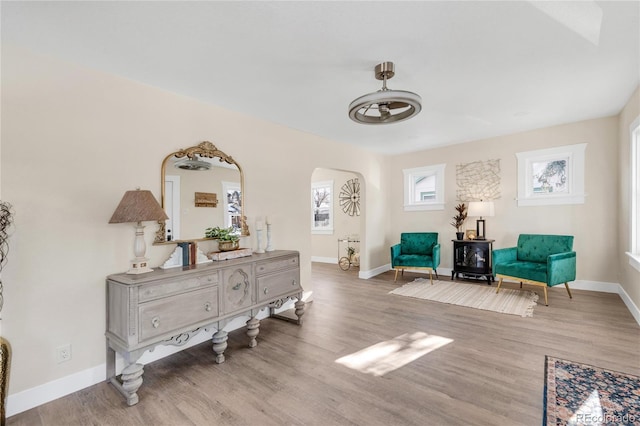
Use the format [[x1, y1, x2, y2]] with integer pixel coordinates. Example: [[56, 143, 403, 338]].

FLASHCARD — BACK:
[[467, 200, 495, 240], [109, 188, 169, 274]]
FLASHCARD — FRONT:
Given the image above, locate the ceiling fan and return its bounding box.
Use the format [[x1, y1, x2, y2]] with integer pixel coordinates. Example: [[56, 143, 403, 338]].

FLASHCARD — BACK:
[[348, 61, 422, 125]]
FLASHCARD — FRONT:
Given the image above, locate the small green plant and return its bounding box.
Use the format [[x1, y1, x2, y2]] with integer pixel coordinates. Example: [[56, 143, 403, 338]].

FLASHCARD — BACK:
[[450, 203, 467, 231], [204, 226, 240, 242]]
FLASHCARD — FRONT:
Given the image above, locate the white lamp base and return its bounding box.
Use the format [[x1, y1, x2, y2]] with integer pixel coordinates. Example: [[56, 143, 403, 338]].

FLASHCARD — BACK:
[[127, 257, 153, 274], [127, 222, 153, 274]]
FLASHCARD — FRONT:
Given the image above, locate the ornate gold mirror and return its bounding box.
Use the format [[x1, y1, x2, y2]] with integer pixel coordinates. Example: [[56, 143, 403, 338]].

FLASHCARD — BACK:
[[155, 141, 248, 243]]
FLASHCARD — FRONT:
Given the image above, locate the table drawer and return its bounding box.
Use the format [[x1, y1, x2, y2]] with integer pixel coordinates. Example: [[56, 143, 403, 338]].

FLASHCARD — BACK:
[[256, 255, 298, 275], [139, 286, 219, 342], [138, 273, 219, 302], [257, 269, 300, 302]]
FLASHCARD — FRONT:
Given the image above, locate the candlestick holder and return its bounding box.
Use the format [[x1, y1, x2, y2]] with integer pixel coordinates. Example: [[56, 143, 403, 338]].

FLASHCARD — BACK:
[[255, 229, 265, 254], [265, 223, 274, 252]]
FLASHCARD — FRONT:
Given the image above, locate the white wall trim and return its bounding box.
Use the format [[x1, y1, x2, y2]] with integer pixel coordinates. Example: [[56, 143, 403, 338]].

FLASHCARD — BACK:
[[359, 263, 391, 279], [7, 363, 106, 417], [618, 284, 640, 326], [626, 251, 640, 272], [360, 263, 453, 280], [311, 256, 337, 264], [570, 279, 620, 293]]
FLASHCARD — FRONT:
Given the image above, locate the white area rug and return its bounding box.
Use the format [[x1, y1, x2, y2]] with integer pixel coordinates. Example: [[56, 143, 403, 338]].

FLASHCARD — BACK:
[[389, 278, 539, 317]]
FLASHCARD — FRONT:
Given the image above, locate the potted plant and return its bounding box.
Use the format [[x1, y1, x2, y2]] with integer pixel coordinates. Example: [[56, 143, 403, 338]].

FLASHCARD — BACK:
[[205, 226, 240, 251], [450, 203, 467, 240]]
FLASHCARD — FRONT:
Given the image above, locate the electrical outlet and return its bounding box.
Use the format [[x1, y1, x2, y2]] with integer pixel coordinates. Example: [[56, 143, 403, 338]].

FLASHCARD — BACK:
[[56, 344, 72, 363]]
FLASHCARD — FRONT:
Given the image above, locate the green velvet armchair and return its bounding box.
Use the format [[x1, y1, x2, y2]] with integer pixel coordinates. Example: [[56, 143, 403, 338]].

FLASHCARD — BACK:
[[492, 234, 576, 306], [390, 233, 440, 283]]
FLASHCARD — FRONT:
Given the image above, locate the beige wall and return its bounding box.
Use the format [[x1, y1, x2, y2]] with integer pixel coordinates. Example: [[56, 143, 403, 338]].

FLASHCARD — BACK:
[[311, 168, 362, 261], [0, 45, 389, 394], [388, 116, 619, 282], [617, 86, 640, 309]]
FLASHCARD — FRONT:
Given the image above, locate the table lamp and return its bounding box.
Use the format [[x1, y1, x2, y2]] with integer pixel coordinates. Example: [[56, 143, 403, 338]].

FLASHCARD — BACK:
[[467, 200, 495, 240], [109, 189, 169, 274]]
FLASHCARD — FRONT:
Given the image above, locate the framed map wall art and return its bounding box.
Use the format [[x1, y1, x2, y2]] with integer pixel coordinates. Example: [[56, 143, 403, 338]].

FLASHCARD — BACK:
[[516, 143, 587, 206]]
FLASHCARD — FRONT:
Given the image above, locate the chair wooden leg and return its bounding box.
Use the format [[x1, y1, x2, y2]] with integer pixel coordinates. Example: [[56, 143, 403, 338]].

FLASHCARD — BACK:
[[564, 282, 573, 299], [543, 287, 548, 306], [394, 269, 399, 282], [496, 277, 503, 294], [434, 270, 439, 280], [429, 269, 433, 285], [520, 282, 523, 289]]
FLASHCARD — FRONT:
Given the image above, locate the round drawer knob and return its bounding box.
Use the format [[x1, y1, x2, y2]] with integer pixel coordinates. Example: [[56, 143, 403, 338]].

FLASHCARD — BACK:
[[151, 317, 160, 328], [204, 302, 212, 312], [292, 280, 297, 286], [263, 287, 269, 295]]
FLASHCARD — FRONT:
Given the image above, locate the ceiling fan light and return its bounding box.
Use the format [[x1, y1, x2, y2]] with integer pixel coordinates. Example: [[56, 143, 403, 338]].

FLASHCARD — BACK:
[[348, 62, 422, 125], [175, 158, 212, 171], [348, 90, 422, 124]]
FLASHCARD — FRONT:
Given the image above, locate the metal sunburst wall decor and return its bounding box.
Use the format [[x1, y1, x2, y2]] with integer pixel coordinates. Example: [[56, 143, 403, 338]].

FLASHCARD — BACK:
[[339, 178, 361, 216]]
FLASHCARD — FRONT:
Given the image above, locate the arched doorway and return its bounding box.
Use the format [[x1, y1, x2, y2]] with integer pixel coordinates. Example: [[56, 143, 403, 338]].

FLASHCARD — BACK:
[[310, 168, 364, 271]]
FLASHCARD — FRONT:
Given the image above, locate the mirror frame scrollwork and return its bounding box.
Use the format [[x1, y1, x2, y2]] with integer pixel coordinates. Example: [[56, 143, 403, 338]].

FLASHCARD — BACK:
[[154, 141, 249, 244]]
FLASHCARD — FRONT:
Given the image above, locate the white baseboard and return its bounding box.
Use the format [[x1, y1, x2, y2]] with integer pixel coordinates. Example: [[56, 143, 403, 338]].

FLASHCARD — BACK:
[[359, 264, 453, 280], [6, 363, 106, 418], [618, 284, 640, 326], [6, 296, 308, 418], [359, 263, 390, 279], [571, 279, 619, 293], [310, 256, 337, 264]]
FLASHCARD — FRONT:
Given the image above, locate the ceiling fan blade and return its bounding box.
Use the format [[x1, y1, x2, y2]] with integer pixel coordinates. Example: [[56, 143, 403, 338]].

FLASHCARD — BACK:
[[388, 102, 409, 110], [362, 104, 375, 115]]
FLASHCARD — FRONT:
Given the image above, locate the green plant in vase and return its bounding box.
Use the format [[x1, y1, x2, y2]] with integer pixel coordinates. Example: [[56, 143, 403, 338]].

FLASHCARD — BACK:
[[450, 203, 467, 240], [205, 226, 240, 251]]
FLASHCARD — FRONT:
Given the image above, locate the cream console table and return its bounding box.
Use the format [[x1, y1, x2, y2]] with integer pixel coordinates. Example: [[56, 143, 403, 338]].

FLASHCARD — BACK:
[[105, 250, 304, 406]]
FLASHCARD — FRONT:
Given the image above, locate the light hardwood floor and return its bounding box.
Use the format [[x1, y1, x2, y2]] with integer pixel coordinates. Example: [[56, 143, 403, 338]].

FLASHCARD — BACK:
[[8, 263, 640, 425]]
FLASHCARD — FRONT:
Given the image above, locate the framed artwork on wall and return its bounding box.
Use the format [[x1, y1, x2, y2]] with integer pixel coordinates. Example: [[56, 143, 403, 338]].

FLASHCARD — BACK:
[[515, 143, 587, 206]]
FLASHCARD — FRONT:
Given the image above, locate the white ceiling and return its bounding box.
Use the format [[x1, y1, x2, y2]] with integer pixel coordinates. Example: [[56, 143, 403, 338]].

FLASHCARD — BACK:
[[2, 1, 639, 154]]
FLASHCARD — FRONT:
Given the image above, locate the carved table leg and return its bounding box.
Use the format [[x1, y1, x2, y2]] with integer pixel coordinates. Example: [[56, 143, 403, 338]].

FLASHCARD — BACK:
[[212, 330, 228, 363], [110, 362, 144, 406], [246, 317, 260, 348], [295, 299, 306, 325]]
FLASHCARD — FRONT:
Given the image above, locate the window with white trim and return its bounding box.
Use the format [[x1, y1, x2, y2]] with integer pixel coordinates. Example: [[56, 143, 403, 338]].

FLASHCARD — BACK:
[[312, 180, 333, 234], [403, 164, 446, 211], [628, 117, 640, 271]]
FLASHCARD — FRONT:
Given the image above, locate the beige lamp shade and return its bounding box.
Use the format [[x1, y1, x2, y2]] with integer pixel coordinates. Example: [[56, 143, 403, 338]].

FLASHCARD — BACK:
[[468, 200, 494, 240], [109, 189, 168, 274], [109, 189, 168, 224], [467, 201, 495, 218]]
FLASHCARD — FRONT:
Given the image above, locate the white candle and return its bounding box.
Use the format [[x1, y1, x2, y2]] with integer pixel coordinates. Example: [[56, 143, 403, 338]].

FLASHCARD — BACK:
[[256, 220, 264, 230], [265, 216, 272, 225]]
